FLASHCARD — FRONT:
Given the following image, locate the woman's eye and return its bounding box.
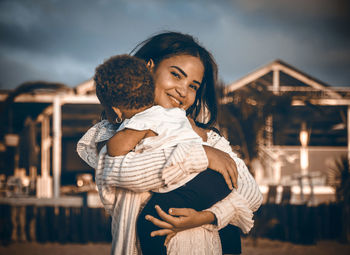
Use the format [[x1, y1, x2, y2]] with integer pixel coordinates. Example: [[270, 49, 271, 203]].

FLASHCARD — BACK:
[[189, 84, 199, 91], [171, 71, 181, 79]]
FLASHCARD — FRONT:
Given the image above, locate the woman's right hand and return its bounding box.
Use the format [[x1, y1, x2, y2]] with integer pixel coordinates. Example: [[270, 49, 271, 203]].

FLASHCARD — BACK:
[[203, 145, 238, 190]]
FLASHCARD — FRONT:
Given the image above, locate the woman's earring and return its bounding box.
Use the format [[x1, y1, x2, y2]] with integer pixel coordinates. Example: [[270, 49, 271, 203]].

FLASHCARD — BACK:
[[115, 116, 122, 124], [146, 59, 154, 71]]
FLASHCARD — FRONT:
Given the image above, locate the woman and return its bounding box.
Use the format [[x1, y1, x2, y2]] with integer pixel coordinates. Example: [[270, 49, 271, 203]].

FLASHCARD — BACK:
[[77, 31, 262, 254]]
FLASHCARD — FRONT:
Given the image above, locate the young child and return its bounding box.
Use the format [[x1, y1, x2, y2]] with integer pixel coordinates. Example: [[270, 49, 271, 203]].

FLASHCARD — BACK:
[[94, 54, 204, 162]]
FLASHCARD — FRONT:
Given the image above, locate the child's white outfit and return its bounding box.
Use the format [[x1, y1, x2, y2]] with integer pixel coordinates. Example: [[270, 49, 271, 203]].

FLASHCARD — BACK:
[[117, 105, 206, 193], [77, 105, 261, 255], [119, 105, 204, 152]]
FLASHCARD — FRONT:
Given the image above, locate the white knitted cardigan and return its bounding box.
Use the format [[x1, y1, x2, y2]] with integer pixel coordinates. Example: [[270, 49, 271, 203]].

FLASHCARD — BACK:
[[77, 120, 262, 255]]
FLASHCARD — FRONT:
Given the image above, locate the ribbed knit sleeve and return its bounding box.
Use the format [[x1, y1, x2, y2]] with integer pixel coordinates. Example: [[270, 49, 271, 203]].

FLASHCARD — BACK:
[[204, 130, 263, 232], [77, 121, 209, 216], [97, 142, 208, 193], [204, 190, 254, 233], [206, 130, 263, 212]]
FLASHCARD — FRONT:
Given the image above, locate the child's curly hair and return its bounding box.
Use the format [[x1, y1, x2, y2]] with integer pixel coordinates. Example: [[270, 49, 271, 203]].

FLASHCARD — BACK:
[[94, 54, 154, 111]]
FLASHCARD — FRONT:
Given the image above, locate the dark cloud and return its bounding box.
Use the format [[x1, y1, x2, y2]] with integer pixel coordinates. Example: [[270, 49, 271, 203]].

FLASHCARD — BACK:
[[0, 0, 349, 89], [0, 51, 91, 89], [211, 0, 350, 86]]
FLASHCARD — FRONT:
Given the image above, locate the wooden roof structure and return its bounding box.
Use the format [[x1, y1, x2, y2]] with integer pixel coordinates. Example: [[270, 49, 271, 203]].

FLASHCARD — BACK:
[[225, 59, 348, 99], [223, 59, 350, 166]]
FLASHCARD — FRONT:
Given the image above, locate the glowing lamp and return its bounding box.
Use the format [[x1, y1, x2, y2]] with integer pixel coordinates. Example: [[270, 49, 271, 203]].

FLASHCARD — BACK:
[[299, 130, 308, 147], [299, 123, 309, 147], [299, 122, 309, 176]]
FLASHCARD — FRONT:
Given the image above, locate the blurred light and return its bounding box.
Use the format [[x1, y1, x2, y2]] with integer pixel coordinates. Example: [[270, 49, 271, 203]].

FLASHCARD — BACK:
[[300, 147, 309, 172], [22, 176, 30, 187], [77, 179, 83, 187], [299, 122, 309, 145], [299, 122, 309, 175], [299, 129, 309, 147], [4, 134, 19, 147], [331, 123, 345, 130]]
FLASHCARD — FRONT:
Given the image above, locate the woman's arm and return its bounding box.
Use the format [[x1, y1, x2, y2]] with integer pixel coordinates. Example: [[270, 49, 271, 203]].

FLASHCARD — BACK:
[[146, 130, 262, 237], [188, 120, 262, 212], [206, 130, 263, 212], [97, 142, 209, 193], [202, 145, 238, 190], [147, 190, 254, 238], [77, 121, 209, 193], [173, 130, 263, 230]]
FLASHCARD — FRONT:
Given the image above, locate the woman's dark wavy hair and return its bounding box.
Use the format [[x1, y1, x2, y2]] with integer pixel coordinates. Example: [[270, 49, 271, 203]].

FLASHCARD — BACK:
[[130, 31, 218, 128]]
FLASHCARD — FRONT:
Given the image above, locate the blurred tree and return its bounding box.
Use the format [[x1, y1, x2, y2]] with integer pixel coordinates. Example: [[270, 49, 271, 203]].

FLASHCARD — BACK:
[[327, 156, 350, 242], [217, 82, 292, 166]]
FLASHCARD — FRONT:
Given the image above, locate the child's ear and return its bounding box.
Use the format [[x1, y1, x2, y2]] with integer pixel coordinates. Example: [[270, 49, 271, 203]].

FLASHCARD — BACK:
[[146, 59, 155, 72], [112, 106, 123, 120]]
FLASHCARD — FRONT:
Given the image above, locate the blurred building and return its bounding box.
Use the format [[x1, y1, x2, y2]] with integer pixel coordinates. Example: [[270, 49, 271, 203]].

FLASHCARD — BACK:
[[0, 80, 101, 198], [221, 60, 350, 204]]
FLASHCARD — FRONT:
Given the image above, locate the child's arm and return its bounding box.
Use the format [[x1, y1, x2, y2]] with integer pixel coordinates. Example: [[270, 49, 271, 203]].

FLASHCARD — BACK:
[[107, 128, 156, 156]]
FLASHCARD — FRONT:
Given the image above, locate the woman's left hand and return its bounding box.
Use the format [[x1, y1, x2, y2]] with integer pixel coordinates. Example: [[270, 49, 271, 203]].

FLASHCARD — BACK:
[[145, 205, 215, 246]]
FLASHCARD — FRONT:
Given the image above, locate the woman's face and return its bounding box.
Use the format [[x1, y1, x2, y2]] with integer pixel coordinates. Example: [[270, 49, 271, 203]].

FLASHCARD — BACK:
[[153, 55, 204, 111]]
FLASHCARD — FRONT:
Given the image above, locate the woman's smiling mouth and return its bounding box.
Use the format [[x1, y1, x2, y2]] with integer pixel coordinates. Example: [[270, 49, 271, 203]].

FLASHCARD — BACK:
[[168, 94, 182, 107]]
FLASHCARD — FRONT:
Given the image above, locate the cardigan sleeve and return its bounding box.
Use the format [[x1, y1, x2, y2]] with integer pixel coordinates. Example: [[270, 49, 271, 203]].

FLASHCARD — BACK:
[[77, 121, 209, 214], [204, 130, 263, 232], [97, 142, 208, 193]]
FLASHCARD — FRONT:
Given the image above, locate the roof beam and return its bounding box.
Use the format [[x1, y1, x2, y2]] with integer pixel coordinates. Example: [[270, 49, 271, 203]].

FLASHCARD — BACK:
[[273, 67, 280, 94], [292, 98, 350, 106], [277, 65, 342, 99], [75, 79, 94, 95], [61, 95, 99, 104], [225, 63, 275, 92], [62, 113, 100, 120], [0, 94, 99, 104]]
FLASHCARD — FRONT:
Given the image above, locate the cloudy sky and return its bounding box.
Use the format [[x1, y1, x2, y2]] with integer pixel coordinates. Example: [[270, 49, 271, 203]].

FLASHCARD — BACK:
[[0, 0, 349, 90]]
